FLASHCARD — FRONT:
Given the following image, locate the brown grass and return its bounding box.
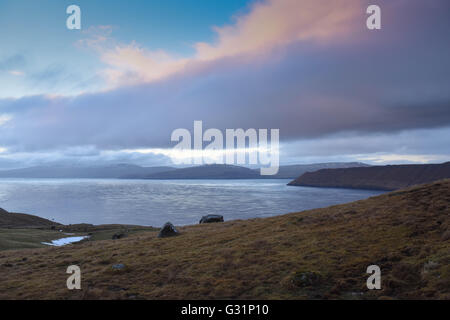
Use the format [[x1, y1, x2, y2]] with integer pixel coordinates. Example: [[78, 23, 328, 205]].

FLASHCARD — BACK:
[[0, 180, 449, 300]]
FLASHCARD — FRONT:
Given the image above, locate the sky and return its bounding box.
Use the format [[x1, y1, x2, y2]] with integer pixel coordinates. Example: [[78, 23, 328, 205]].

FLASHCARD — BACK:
[[0, 0, 449, 169]]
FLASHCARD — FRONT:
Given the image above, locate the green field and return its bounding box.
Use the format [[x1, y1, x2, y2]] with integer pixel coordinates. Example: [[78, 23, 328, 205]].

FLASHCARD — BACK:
[[0, 228, 73, 251]]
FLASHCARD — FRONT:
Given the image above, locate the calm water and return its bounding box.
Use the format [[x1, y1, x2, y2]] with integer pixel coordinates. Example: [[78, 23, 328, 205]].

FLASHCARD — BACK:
[[0, 179, 384, 226]]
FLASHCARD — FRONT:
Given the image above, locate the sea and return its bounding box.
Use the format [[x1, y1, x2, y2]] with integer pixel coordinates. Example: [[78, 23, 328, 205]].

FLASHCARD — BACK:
[[0, 179, 384, 226]]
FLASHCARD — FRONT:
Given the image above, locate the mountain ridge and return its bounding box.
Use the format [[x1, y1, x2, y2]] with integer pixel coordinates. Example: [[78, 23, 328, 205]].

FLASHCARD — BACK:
[[0, 162, 370, 180], [288, 162, 450, 190], [126, 162, 370, 180], [0, 164, 175, 179]]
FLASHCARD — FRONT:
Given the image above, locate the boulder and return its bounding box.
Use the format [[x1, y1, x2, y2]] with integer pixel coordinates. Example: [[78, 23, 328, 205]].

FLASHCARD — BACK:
[[158, 222, 179, 238], [112, 233, 126, 240], [199, 214, 224, 224], [112, 264, 126, 270], [291, 271, 322, 287]]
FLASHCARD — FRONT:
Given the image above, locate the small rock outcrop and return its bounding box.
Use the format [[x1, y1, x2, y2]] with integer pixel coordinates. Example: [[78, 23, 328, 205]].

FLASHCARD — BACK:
[[199, 215, 224, 224], [112, 233, 126, 240], [112, 264, 126, 270], [291, 271, 322, 287], [158, 222, 179, 238]]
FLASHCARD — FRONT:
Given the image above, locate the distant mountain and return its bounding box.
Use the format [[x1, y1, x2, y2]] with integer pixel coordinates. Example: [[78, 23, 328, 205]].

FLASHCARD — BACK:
[[288, 162, 450, 190], [130, 162, 369, 180], [141, 164, 260, 179], [0, 164, 175, 179], [255, 162, 369, 179], [0, 162, 369, 180]]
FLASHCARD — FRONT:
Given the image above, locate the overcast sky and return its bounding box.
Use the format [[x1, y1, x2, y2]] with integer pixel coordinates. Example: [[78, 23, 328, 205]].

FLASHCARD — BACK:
[[0, 0, 449, 169]]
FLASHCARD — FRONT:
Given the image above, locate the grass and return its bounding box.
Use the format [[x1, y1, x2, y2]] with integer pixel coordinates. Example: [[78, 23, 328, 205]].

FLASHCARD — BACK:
[[0, 180, 448, 300], [0, 225, 157, 251], [0, 229, 68, 250]]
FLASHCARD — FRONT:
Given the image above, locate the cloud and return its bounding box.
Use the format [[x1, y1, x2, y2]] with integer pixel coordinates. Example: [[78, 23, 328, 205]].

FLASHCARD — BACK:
[[357, 154, 447, 164], [280, 127, 450, 163], [100, 43, 190, 87], [0, 0, 449, 168], [0, 54, 27, 78], [0, 145, 174, 169], [8, 70, 25, 76], [0, 54, 26, 71], [0, 114, 12, 126], [194, 0, 361, 60], [85, 0, 364, 88]]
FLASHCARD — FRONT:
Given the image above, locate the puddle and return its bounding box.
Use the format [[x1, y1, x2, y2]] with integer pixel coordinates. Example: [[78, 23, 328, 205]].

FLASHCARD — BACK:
[[42, 236, 89, 246]]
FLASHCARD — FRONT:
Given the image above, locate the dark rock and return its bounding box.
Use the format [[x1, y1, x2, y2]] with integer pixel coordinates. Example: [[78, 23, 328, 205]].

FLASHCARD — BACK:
[[108, 285, 127, 291], [112, 264, 126, 270], [112, 233, 126, 240], [158, 222, 179, 238], [401, 246, 419, 257], [291, 271, 322, 287], [199, 215, 224, 224]]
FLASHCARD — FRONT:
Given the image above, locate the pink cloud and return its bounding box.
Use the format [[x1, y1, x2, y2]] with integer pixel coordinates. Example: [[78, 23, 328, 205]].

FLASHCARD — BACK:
[[84, 0, 363, 88], [195, 0, 362, 60]]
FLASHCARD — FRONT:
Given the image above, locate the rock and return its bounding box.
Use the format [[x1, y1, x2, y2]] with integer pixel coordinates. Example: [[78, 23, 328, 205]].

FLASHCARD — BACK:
[[199, 215, 224, 224], [158, 222, 179, 238], [0, 208, 8, 214], [423, 261, 439, 274], [291, 271, 322, 287], [112, 264, 126, 270], [112, 233, 126, 240]]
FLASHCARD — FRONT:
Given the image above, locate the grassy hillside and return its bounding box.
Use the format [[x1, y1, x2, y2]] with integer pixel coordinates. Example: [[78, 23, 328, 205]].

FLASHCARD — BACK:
[[0, 208, 157, 251], [0, 229, 69, 251], [0, 208, 59, 229], [0, 180, 449, 299], [288, 162, 450, 190]]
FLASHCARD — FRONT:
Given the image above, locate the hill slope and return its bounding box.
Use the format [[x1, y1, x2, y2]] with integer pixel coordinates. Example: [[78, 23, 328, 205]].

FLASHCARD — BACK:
[[0, 164, 175, 179], [254, 162, 369, 179], [126, 162, 369, 180], [0, 208, 59, 229], [141, 164, 260, 179], [0, 180, 449, 299], [288, 162, 450, 190]]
